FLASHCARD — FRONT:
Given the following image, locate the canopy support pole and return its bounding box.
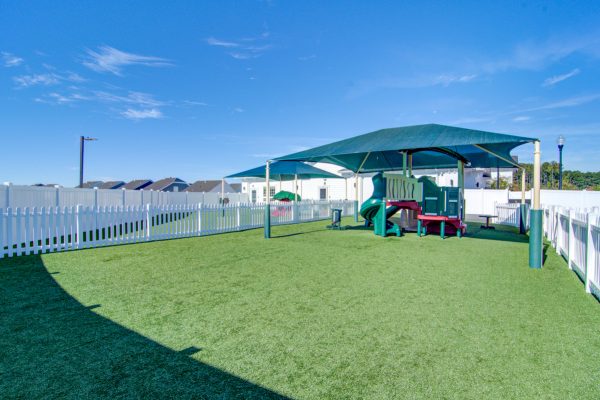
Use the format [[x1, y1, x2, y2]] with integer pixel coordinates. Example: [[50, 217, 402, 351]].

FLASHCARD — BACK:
[[457, 160, 464, 220], [408, 153, 413, 176], [294, 174, 298, 201], [520, 169, 527, 234], [354, 151, 371, 222], [264, 160, 271, 239], [529, 141, 542, 268], [345, 178, 348, 200], [472, 144, 524, 169], [221, 178, 225, 202], [402, 151, 407, 177]]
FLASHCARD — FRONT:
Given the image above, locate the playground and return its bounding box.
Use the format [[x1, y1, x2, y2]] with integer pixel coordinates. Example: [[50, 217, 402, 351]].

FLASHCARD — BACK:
[[2, 218, 600, 399]]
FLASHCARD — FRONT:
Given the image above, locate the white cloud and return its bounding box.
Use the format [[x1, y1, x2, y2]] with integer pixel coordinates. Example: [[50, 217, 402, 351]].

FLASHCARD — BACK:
[[433, 74, 477, 86], [121, 108, 163, 120], [13, 73, 60, 87], [93, 90, 165, 107], [205, 33, 272, 60], [205, 37, 240, 47], [82, 46, 172, 75], [512, 116, 531, 122], [298, 54, 316, 61], [233, 107, 244, 113], [522, 94, 600, 112], [2, 52, 24, 67], [542, 68, 580, 87]]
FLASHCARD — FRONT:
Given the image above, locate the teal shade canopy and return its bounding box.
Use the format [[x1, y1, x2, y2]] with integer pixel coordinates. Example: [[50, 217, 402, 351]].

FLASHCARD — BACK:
[[226, 161, 341, 180], [274, 124, 536, 172]]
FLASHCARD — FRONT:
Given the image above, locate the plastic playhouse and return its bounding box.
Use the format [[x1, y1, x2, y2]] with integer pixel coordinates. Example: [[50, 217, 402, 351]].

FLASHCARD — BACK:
[[360, 172, 466, 238]]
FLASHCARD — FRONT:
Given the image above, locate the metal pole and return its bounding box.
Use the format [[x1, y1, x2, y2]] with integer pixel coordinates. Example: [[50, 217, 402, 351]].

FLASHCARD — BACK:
[[264, 160, 271, 239], [294, 174, 298, 201], [529, 140, 543, 268], [79, 136, 84, 187], [558, 144, 564, 190], [221, 178, 225, 202], [496, 160, 500, 189], [520, 169, 527, 234], [354, 152, 371, 222]]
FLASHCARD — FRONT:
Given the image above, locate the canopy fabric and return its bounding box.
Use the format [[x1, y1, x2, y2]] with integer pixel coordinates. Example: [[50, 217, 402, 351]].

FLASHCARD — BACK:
[[273, 191, 301, 201], [274, 124, 537, 172], [226, 161, 341, 180]]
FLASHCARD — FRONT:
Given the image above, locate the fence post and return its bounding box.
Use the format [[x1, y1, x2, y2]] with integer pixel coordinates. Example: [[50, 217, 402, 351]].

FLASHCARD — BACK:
[[56, 186, 60, 207], [145, 204, 151, 241], [198, 203, 202, 236], [5, 182, 12, 208], [236, 202, 241, 231], [567, 210, 573, 270], [585, 216, 593, 293], [76, 205, 82, 249]]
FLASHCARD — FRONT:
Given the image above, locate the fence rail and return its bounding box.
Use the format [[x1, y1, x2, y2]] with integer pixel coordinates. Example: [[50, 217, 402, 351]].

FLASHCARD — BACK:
[[0, 200, 355, 258]]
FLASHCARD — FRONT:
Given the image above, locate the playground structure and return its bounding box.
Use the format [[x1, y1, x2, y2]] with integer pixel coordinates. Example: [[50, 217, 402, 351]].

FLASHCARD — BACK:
[[269, 124, 544, 268], [360, 172, 466, 238]]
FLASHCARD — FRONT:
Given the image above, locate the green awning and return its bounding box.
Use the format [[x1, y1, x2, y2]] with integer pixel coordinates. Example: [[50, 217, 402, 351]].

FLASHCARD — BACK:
[[226, 161, 341, 180], [273, 191, 301, 201], [274, 124, 536, 172]]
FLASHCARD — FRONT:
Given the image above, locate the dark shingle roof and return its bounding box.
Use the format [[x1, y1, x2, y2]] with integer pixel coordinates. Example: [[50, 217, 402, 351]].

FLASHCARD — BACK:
[[100, 181, 125, 189], [123, 179, 153, 190], [230, 183, 241, 193], [77, 181, 103, 189], [184, 180, 222, 192], [145, 177, 187, 191]]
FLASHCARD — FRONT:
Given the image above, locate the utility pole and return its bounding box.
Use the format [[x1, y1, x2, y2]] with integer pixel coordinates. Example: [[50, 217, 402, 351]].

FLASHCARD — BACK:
[[79, 136, 98, 187]]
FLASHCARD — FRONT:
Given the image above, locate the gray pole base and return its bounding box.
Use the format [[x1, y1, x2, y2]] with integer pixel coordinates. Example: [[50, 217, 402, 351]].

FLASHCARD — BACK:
[[354, 200, 359, 222]]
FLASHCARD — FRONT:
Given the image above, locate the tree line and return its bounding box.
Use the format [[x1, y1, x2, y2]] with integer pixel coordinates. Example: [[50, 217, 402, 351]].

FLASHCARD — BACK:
[[512, 162, 600, 191]]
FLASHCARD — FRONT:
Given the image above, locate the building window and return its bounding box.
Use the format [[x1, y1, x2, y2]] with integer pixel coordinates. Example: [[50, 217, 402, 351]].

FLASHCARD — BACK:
[[251, 190, 257, 203], [263, 186, 276, 201], [319, 187, 328, 200]]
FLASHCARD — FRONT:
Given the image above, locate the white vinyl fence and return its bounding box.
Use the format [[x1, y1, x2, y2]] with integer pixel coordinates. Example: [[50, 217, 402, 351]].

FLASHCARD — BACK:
[[494, 203, 526, 228], [0, 184, 248, 209], [543, 205, 600, 300], [0, 200, 355, 258]]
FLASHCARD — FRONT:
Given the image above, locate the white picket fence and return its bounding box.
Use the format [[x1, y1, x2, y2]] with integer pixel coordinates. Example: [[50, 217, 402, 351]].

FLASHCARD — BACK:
[[0, 200, 355, 258], [0, 183, 248, 209], [543, 205, 600, 300], [495, 203, 523, 227]]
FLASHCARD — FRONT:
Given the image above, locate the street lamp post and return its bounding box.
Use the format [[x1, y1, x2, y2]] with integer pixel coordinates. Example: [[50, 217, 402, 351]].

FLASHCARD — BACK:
[[79, 136, 98, 187], [557, 135, 565, 190]]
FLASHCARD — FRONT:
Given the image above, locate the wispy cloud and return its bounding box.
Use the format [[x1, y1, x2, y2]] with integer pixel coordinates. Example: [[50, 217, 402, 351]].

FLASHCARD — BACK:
[[512, 116, 531, 122], [13, 73, 60, 87], [93, 90, 165, 107], [121, 108, 163, 120], [205, 32, 272, 60], [517, 94, 600, 113], [298, 54, 316, 61], [432, 74, 477, 86], [348, 73, 477, 98], [482, 34, 600, 73], [2, 52, 24, 67], [205, 37, 240, 48], [542, 68, 580, 87], [82, 46, 172, 75]]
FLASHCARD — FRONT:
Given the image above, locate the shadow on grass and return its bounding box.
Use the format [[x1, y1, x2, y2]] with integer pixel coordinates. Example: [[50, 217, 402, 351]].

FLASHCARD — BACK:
[[0, 255, 289, 399]]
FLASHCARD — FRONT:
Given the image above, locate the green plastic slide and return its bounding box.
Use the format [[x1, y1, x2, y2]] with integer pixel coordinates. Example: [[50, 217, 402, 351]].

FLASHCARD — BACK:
[[359, 173, 402, 237]]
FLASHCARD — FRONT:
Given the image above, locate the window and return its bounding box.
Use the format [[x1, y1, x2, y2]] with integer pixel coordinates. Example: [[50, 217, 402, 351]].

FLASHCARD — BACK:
[[251, 190, 257, 203], [263, 186, 276, 201], [319, 187, 328, 200]]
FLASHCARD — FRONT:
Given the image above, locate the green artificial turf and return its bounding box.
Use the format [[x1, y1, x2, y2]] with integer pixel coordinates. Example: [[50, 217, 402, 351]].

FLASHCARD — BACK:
[[1, 219, 600, 399]]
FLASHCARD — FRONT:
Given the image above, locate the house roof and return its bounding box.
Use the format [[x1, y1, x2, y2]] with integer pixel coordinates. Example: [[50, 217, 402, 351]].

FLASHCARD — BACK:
[[123, 179, 153, 190], [100, 181, 125, 189], [145, 177, 187, 191], [184, 180, 222, 192], [230, 183, 242, 193], [78, 181, 103, 189]]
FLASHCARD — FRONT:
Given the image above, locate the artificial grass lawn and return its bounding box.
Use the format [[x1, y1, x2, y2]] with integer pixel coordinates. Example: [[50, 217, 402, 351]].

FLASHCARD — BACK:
[[2, 218, 600, 399]]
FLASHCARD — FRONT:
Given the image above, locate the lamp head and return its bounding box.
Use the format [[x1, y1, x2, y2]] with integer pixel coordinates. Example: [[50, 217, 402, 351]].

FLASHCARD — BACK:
[[557, 135, 565, 148]]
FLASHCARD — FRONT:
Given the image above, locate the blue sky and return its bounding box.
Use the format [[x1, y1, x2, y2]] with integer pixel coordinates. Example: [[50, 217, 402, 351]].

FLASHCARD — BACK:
[[1, 1, 600, 186]]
